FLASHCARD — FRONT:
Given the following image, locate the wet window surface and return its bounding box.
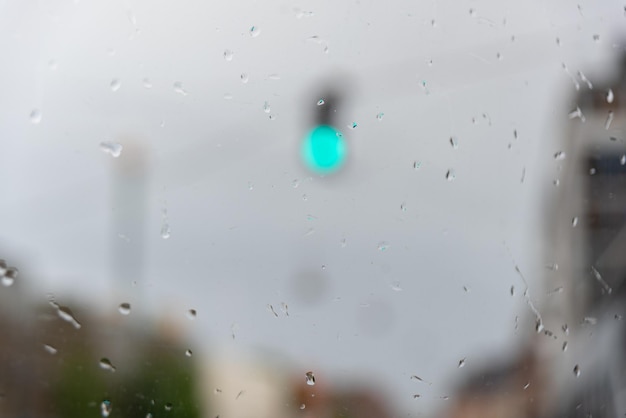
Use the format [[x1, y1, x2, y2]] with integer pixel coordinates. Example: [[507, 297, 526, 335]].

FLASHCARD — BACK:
[[1, 1, 626, 417]]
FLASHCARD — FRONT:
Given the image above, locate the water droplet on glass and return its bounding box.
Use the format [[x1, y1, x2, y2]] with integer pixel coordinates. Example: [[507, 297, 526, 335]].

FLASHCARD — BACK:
[[268, 114, 276, 120], [450, 136, 459, 149], [249, 26, 261, 37], [458, 358, 466, 368], [305, 371, 316, 386], [561, 341, 568, 352], [185, 349, 192, 357], [556, 37, 561, 46], [1, 267, 17, 287], [607, 89, 614, 103], [572, 217, 578, 227], [400, 202, 407, 211], [391, 282, 403, 292], [110, 78, 121, 92], [142, 78, 153, 88], [413, 161, 422, 170], [240, 73, 249, 83], [568, 107, 585, 122], [413, 394, 421, 399], [446, 170, 456, 181], [349, 122, 358, 129], [223, 49, 234, 61], [469, 8, 477, 17], [100, 141, 123, 158], [535, 319, 544, 333], [510, 285, 515, 296], [43, 344, 57, 355], [376, 112, 385, 121], [160, 212, 171, 239], [340, 238, 347, 248], [173, 81, 188, 96], [187, 309, 197, 319], [620, 155, 626, 166], [317, 99, 325, 106], [224, 93, 233, 100], [146, 414, 153, 418], [101, 400, 112, 417], [605, 111, 614, 130], [57, 306, 81, 329], [496, 52, 502, 60], [263, 101, 271, 113], [592, 34, 600, 42], [573, 364, 581, 377], [118, 303, 131, 315], [29, 109, 42, 124], [99, 358, 116, 372], [48, 59, 58, 70], [299, 404, 306, 410], [164, 402, 173, 411], [377, 241, 390, 251], [554, 151, 566, 160]]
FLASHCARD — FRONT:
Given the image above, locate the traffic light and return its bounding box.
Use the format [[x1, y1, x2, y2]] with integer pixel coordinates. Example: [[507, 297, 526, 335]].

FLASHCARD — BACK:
[[301, 91, 347, 174]]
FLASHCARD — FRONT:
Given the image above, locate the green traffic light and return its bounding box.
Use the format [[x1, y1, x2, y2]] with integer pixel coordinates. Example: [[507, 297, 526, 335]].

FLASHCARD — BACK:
[[301, 125, 346, 174]]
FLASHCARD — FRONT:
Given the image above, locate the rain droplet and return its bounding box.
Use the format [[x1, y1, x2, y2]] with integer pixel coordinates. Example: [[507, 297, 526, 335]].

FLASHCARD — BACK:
[[173, 81, 188, 96], [510, 285, 515, 296], [100, 141, 123, 158], [268, 114, 276, 120], [164, 402, 173, 411], [592, 34, 600, 42], [187, 309, 197, 319], [496, 52, 502, 60], [446, 170, 456, 181], [349, 122, 358, 129], [458, 358, 466, 368], [185, 349, 192, 357], [223, 49, 234, 61], [249, 26, 261, 37], [413, 394, 421, 399], [376, 112, 385, 121], [142, 78, 153, 88], [573, 364, 581, 377], [620, 155, 626, 166], [400, 202, 407, 211], [568, 106, 585, 122], [377, 241, 390, 251], [554, 151, 566, 160], [48, 59, 58, 70], [29, 109, 42, 124], [340, 238, 347, 248], [299, 404, 306, 410], [43, 344, 57, 355], [240, 73, 249, 84], [391, 282, 403, 291], [146, 414, 153, 418], [572, 217, 578, 227], [57, 306, 81, 329], [562, 341, 568, 351], [0, 260, 7, 276], [413, 161, 422, 170], [160, 214, 171, 239], [263, 101, 271, 113], [556, 37, 561, 46], [317, 99, 325, 106], [101, 400, 112, 417], [607, 89, 614, 104], [535, 319, 544, 333], [450, 136, 459, 149], [1, 267, 17, 287], [469, 8, 477, 17], [118, 303, 131, 315], [577, 71, 593, 89], [605, 111, 614, 130], [110, 78, 121, 92], [99, 358, 116, 372], [224, 93, 233, 100], [305, 371, 316, 386]]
